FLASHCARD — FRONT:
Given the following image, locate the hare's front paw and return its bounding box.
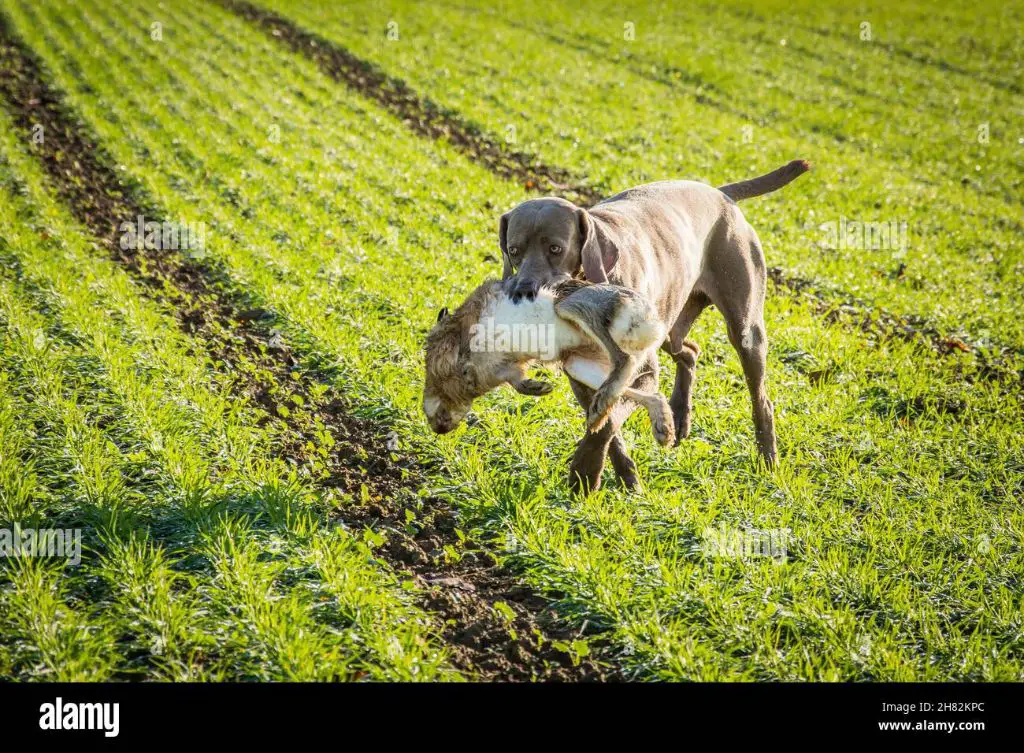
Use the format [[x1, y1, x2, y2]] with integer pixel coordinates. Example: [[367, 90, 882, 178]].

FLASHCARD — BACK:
[[515, 378, 553, 396], [651, 396, 675, 447]]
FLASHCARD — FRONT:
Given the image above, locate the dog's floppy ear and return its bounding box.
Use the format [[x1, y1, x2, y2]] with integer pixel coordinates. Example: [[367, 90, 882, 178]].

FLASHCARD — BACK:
[[499, 212, 514, 280], [577, 208, 617, 283]]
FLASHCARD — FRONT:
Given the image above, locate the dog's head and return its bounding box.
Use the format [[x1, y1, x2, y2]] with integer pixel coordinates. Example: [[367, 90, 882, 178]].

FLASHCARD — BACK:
[[499, 197, 618, 302]]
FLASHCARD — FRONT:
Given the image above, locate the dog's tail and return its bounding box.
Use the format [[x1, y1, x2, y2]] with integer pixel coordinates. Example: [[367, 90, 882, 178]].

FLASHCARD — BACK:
[[717, 159, 811, 202]]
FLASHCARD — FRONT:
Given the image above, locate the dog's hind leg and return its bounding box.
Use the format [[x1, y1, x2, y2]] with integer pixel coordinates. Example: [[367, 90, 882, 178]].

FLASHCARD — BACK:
[[706, 223, 777, 467], [728, 313, 777, 467]]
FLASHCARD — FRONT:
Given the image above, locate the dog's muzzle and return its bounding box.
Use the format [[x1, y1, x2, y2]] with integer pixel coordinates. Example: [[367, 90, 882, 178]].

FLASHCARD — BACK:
[[508, 279, 539, 303]]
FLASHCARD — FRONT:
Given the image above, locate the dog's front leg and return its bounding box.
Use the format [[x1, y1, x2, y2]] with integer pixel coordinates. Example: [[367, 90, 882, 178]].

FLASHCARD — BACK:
[[665, 294, 709, 444], [567, 376, 635, 494], [668, 341, 700, 443], [566, 355, 659, 494], [568, 420, 617, 496]]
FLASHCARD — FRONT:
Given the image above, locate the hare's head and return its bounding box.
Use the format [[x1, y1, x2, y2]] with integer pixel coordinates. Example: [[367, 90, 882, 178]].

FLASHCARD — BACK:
[[422, 284, 501, 434]]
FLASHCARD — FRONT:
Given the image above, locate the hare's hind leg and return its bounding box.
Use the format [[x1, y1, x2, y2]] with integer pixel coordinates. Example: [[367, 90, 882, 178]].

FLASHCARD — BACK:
[[623, 387, 675, 447], [587, 351, 636, 434], [555, 305, 637, 433]]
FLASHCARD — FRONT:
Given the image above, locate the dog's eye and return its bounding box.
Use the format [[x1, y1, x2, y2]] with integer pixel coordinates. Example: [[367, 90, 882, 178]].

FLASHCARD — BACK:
[[508, 246, 519, 258], [549, 244, 563, 254]]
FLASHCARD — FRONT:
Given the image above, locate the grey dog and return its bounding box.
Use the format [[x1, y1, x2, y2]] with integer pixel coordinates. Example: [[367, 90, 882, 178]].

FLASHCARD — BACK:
[[499, 160, 810, 493]]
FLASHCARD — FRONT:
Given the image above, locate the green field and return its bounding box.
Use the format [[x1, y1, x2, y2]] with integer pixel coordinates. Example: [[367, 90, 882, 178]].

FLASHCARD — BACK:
[[0, 0, 1021, 681]]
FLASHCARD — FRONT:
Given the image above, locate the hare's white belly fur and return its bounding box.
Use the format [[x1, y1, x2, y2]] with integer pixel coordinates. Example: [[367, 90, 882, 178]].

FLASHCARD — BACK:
[[563, 356, 610, 390], [483, 289, 587, 361]]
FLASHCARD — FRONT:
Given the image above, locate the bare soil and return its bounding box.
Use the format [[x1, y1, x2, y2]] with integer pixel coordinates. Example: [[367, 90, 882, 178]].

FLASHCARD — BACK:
[[0, 14, 613, 682]]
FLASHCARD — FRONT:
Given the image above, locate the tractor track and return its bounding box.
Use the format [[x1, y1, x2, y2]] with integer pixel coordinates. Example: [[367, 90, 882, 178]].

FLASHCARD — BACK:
[[222, 0, 1022, 390], [0, 12, 613, 682], [216, 0, 594, 204], [763, 9, 1024, 99]]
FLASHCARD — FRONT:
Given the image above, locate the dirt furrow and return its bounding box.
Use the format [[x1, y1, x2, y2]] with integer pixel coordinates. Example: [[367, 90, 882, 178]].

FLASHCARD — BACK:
[[0, 12, 611, 682], [786, 14, 1024, 99], [221, 0, 1021, 389], [767, 267, 1021, 386], [216, 0, 594, 204]]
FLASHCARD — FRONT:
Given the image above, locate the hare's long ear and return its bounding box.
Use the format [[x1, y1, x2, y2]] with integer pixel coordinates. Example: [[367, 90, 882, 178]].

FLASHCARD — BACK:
[[431, 336, 459, 375], [578, 208, 617, 283], [426, 310, 459, 375], [499, 212, 514, 280]]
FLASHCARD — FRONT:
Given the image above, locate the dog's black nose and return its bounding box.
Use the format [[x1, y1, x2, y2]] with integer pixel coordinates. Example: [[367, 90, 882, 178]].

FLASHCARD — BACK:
[[511, 281, 538, 303]]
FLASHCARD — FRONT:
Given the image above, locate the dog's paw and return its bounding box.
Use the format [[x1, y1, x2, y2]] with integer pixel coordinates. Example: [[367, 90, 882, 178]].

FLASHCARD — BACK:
[[669, 397, 692, 446]]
